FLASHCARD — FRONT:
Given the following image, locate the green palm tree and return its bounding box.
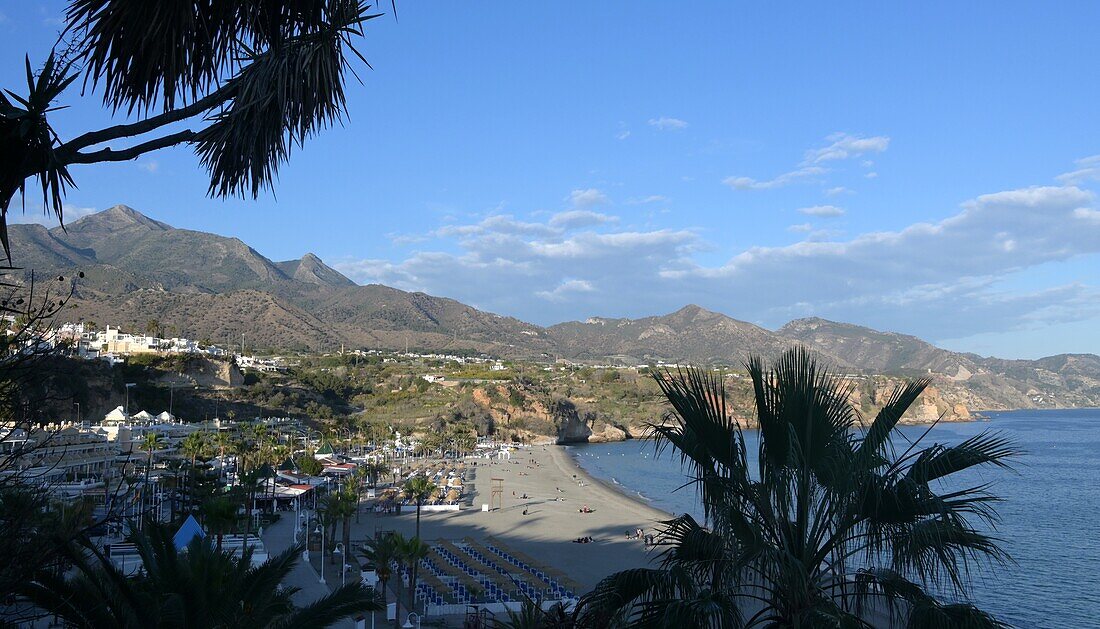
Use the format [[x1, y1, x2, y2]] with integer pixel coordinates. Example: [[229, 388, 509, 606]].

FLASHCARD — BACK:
[[489, 597, 573, 629], [21, 524, 382, 628], [180, 432, 208, 470], [361, 532, 400, 619], [179, 432, 208, 511], [401, 475, 437, 541], [320, 485, 358, 566], [578, 348, 1017, 628], [138, 432, 163, 523], [401, 474, 436, 617], [202, 496, 238, 551], [393, 534, 429, 625]]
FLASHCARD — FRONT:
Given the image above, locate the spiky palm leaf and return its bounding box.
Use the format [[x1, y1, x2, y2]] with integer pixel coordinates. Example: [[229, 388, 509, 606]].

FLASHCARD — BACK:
[[21, 523, 382, 628], [577, 347, 1018, 628], [2, 1, 382, 260]]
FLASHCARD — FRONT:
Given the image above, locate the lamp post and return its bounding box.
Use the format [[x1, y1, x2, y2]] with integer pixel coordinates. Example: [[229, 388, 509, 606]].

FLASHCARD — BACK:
[[124, 382, 136, 416], [334, 543, 346, 586], [316, 520, 326, 585], [402, 612, 420, 629], [294, 499, 302, 542], [169, 383, 180, 417]]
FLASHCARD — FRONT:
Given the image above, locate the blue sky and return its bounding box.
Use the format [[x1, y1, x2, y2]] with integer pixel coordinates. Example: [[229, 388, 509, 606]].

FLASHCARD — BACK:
[[3, 2, 1100, 358]]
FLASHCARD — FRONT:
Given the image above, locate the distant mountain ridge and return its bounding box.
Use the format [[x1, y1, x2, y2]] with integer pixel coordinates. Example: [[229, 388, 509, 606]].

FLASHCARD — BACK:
[[7, 205, 1100, 410]]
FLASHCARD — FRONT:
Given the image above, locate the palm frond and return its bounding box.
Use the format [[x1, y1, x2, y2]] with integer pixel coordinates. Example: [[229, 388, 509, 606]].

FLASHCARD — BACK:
[[905, 432, 1018, 484], [857, 378, 931, 467], [276, 582, 384, 629]]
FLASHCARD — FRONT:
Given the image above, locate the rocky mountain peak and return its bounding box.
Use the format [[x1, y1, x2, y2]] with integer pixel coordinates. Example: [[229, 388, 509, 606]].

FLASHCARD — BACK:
[[276, 252, 355, 288], [62, 204, 172, 234]]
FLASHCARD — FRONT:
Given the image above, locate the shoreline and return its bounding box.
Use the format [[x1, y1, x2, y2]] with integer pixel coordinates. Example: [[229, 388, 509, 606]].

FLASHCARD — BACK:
[[548, 443, 677, 520]]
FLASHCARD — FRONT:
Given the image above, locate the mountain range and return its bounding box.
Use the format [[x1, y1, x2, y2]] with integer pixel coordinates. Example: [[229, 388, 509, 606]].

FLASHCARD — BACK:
[[8, 205, 1100, 409]]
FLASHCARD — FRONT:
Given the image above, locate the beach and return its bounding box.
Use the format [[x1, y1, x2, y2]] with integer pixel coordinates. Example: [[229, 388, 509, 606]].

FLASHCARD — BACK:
[[340, 444, 673, 591]]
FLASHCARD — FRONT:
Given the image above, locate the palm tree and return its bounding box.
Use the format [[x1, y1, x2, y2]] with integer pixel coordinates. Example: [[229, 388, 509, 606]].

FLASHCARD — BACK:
[[393, 534, 429, 625], [213, 430, 233, 480], [138, 432, 163, 524], [320, 485, 357, 566], [201, 496, 238, 551], [489, 597, 573, 629], [401, 474, 436, 618], [179, 432, 208, 512], [21, 524, 382, 628], [237, 468, 264, 552], [578, 348, 1017, 628], [361, 532, 400, 619], [401, 475, 437, 542], [180, 432, 208, 470]]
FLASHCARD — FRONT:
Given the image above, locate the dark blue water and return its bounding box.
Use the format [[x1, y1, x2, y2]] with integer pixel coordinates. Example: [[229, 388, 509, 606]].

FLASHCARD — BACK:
[[569, 409, 1100, 628]]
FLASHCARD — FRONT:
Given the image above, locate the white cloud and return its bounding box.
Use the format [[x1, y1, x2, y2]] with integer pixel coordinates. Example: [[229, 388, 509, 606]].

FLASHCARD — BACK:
[[797, 205, 845, 218], [648, 116, 688, 131], [616, 130, 631, 140], [804, 132, 890, 164], [548, 210, 617, 230], [1074, 207, 1100, 223], [536, 279, 596, 301], [138, 160, 159, 173], [10, 203, 97, 227], [434, 214, 559, 239], [723, 166, 827, 191], [567, 188, 610, 208], [1057, 155, 1100, 185], [627, 195, 668, 205], [865, 171, 878, 179], [335, 181, 1100, 347], [825, 186, 852, 196]]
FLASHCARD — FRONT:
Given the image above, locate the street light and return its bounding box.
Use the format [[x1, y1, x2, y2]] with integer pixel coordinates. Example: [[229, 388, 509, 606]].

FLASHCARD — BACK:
[[402, 612, 420, 629], [294, 500, 306, 542], [124, 382, 137, 416], [168, 383, 181, 417], [315, 521, 326, 585], [333, 543, 347, 586]]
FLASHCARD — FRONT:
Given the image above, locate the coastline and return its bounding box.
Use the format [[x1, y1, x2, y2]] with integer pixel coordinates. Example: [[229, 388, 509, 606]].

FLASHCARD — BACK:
[[343, 445, 672, 592], [548, 443, 676, 520]]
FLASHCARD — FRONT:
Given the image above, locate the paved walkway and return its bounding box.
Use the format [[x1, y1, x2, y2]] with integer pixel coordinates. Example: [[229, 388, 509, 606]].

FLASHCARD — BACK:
[[262, 514, 383, 629]]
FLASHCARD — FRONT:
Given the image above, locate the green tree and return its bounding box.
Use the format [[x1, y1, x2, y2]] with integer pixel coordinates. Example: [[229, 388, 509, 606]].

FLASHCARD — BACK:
[[578, 349, 1017, 628], [298, 454, 324, 476], [0, 0, 383, 258], [138, 431, 162, 523], [401, 475, 436, 543], [392, 533, 429, 625], [180, 431, 207, 468], [320, 485, 357, 566], [21, 524, 382, 627], [201, 496, 238, 551], [360, 532, 400, 617], [401, 475, 436, 617]]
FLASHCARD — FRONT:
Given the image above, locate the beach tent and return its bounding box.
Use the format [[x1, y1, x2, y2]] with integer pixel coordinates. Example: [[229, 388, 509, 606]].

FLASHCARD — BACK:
[[133, 410, 155, 422], [278, 457, 297, 472], [157, 411, 176, 423], [173, 514, 206, 550], [104, 406, 128, 423]]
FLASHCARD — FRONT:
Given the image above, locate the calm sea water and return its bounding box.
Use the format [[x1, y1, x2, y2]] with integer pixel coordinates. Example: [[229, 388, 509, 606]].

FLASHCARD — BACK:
[[569, 409, 1100, 628]]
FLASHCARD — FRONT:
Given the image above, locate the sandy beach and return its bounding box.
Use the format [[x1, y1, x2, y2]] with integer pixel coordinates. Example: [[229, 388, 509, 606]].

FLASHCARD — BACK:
[[343, 444, 674, 592]]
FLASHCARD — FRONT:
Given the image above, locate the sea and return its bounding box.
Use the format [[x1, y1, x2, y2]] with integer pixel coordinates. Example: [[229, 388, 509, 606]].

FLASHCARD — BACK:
[[568, 408, 1100, 628]]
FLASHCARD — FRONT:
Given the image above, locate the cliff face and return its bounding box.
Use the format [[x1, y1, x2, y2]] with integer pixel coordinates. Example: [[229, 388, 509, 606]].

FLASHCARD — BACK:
[[462, 371, 984, 445]]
